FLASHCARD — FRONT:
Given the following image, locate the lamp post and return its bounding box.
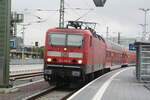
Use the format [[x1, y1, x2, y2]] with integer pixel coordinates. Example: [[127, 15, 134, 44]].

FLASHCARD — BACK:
[[139, 8, 150, 41]]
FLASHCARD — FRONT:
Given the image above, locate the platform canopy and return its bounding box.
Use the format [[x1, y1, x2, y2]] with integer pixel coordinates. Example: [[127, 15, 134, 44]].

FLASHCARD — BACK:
[[93, 0, 107, 7]]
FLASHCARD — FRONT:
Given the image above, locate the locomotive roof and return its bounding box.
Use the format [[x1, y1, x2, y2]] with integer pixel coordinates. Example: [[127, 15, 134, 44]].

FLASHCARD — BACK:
[[47, 28, 106, 43], [47, 28, 92, 35], [47, 28, 127, 52]]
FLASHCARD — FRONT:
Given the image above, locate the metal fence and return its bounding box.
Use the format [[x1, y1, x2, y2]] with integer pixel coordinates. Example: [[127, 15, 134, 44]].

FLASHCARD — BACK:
[[135, 42, 150, 82], [10, 59, 43, 65]]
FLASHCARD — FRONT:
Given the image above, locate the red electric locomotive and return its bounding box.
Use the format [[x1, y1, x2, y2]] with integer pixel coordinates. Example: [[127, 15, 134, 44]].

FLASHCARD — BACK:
[[44, 21, 135, 85]]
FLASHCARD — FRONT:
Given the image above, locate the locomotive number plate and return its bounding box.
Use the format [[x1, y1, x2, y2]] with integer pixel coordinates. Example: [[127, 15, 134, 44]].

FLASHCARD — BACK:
[[44, 70, 52, 74]]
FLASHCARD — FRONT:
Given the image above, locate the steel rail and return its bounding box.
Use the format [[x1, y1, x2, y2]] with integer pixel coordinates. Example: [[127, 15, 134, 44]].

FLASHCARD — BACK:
[[10, 72, 43, 81], [24, 84, 79, 100], [24, 86, 58, 100], [61, 89, 79, 100]]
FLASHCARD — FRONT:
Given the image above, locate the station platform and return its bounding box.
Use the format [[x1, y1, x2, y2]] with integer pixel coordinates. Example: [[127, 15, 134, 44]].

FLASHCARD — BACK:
[[68, 67, 150, 100]]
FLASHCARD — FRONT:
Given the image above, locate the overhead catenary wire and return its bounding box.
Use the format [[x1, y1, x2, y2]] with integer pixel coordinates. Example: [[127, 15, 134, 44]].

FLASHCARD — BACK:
[[65, 0, 95, 21], [65, 1, 81, 18], [75, 9, 94, 21], [64, 0, 106, 33]]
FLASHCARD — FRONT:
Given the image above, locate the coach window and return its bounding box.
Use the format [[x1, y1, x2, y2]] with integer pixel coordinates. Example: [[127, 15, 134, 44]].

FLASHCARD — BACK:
[[90, 36, 92, 47]]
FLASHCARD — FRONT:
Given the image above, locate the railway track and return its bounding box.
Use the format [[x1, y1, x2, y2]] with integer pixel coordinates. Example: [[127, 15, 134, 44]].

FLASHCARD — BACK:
[[9, 72, 43, 87], [20, 66, 130, 100], [24, 85, 79, 100], [14, 66, 130, 100], [10, 72, 43, 81]]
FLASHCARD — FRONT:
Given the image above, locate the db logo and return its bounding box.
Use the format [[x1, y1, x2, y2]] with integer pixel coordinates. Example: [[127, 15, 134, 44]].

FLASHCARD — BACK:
[[64, 60, 68, 62], [63, 52, 68, 57]]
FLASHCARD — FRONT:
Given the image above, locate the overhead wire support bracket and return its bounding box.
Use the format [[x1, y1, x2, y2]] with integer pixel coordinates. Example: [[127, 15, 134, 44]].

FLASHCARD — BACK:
[[66, 21, 97, 30]]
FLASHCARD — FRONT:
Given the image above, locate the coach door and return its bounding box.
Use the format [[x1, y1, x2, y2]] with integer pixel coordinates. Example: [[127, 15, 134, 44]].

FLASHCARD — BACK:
[[122, 53, 128, 65]]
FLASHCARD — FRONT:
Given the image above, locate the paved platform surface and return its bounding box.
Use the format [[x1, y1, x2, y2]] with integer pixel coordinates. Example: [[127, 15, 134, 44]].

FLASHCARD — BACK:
[[68, 67, 150, 100], [0, 80, 50, 100]]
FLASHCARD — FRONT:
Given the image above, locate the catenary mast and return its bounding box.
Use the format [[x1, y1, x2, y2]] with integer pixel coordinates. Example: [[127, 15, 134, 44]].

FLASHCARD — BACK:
[[59, 0, 65, 28]]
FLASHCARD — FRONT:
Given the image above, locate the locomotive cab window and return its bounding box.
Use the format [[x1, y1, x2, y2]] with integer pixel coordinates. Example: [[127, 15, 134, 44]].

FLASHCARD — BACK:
[[67, 34, 84, 47], [49, 33, 84, 47], [49, 33, 66, 46]]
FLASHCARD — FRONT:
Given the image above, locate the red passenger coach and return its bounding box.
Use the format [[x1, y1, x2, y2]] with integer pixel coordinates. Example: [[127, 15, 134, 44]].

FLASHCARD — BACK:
[[123, 49, 136, 65], [105, 41, 124, 69], [44, 21, 136, 85]]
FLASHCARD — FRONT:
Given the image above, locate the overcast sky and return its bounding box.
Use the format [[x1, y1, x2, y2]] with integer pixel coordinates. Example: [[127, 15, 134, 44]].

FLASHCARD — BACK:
[[12, 0, 150, 46]]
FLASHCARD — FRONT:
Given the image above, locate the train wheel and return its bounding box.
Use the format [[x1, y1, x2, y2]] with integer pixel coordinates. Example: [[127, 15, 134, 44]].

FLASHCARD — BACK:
[[89, 73, 95, 81], [106, 68, 110, 72], [85, 73, 94, 83], [121, 64, 128, 68], [79, 74, 88, 86]]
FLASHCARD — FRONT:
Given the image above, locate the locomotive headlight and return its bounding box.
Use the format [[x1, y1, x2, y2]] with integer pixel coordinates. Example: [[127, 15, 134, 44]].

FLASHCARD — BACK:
[[47, 58, 52, 62], [78, 60, 83, 64], [64, 48, 67, 51]]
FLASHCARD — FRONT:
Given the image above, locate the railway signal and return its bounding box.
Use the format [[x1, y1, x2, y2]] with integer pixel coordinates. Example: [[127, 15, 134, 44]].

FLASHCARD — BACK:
[[11, 12, 24, 37], [35, 42, 39, 47]]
